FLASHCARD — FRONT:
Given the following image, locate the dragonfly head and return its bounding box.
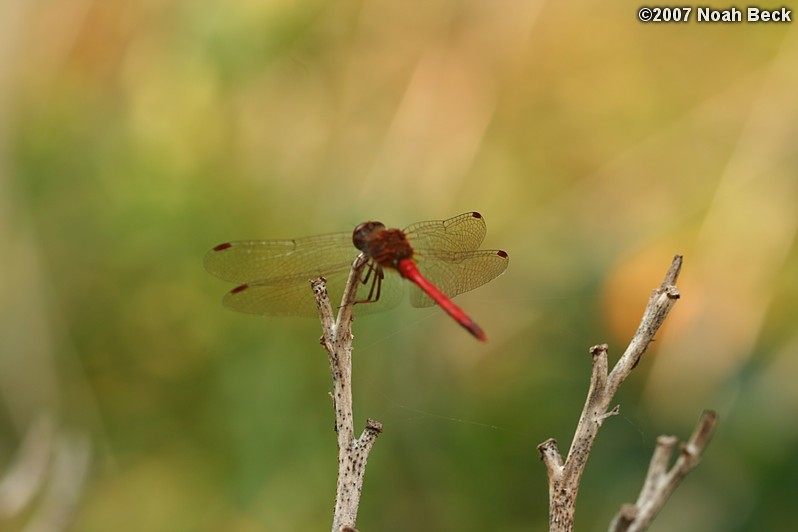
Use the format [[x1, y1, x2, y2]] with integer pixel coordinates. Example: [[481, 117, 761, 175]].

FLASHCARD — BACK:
[[352, 221, 386, 252]]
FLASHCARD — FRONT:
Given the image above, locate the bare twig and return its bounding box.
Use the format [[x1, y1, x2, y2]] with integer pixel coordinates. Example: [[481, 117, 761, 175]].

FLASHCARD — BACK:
[[0, 415, 53, 518], [312, 253, 383, 532], [537, 255, 688, 531], [0, 415, 92, 531], [608, 410, 718, 532], [25, 430, 92, 532]]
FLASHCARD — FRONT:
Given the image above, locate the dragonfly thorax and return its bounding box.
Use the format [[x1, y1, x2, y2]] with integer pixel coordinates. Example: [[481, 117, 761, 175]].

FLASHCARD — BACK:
[[352, 222, 414, 270]]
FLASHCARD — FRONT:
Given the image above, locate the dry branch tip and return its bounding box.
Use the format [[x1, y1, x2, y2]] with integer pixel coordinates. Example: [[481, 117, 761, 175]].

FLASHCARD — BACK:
[[539, 254, 693, 532], [314, 256, 382, 532]]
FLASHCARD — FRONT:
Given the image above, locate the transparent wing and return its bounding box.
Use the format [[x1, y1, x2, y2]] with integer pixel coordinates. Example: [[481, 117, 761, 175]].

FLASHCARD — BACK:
[[402, 212, 507, 307], [403, 212, 487, 254], [205, 231, 407, 316], [221, 262, 405, 317], [205, 212, 505, 316], [203, 232, 355, 283], [409, 249, 509, 307]]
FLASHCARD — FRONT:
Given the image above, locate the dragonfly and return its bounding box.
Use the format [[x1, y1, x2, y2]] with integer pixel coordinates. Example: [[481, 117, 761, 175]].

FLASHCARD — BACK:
[[204, 212, 509, 341]]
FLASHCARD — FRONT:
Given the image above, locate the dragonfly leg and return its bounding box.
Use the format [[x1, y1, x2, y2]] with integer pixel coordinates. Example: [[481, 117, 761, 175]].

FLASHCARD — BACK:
[[360, 260, 375, 286], [354, 263, 384, 305]]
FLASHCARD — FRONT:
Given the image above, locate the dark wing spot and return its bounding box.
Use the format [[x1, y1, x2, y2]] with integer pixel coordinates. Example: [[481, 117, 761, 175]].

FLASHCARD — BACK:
[[497, 250, 508, 258], [230, 284, 249, 294], [472, 212, 482, 219], [213, 242, 233, 251]]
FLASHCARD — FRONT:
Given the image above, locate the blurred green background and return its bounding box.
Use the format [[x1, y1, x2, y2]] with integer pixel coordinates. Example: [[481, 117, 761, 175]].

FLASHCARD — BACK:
[[1, 1, 796, 530]]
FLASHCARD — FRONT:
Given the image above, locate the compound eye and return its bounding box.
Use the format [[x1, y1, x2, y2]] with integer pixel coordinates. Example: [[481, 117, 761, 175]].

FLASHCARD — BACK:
[[352, 221, 385, 251]]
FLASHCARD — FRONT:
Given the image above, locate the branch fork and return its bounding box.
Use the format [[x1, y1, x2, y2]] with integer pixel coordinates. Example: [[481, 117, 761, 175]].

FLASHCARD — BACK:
[[312, 253, 383, 532], [609, 410, 718, 531], [537, 255, 717, 531]]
